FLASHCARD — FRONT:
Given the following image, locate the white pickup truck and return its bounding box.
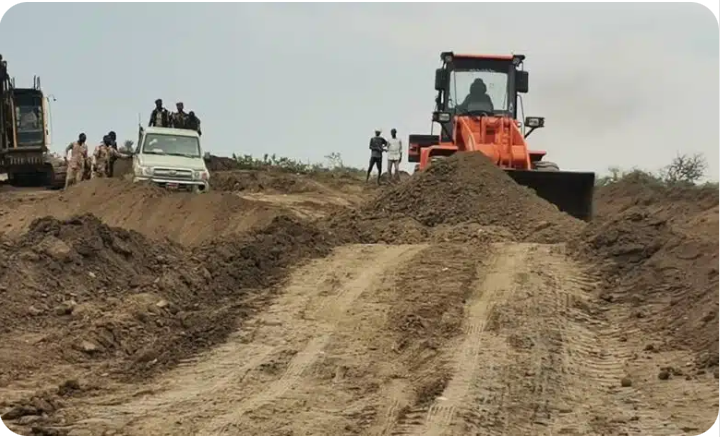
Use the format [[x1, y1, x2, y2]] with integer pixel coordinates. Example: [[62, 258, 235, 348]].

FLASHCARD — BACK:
[[132, 126, 211, 192]]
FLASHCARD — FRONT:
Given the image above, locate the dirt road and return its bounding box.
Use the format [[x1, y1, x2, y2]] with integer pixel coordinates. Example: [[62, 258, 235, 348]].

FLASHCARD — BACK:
[[0, 159, 717, 436], [18, 241, 713, 436]]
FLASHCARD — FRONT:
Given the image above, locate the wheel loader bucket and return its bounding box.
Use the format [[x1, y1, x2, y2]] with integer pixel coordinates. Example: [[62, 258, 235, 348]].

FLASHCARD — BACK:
[[504, 169, 595, 221]]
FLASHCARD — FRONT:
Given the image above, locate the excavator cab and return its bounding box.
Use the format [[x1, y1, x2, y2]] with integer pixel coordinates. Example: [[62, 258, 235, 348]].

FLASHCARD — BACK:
[[408, 52, 595, 221]]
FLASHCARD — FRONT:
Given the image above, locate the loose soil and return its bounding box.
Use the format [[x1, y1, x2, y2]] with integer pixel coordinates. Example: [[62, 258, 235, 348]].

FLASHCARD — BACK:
[[0, 173, 371, 246], [571, 179, 719, 374], [0, 213, 335, 413], [327, 152, 585, 244], [0, 153, 717, 436]]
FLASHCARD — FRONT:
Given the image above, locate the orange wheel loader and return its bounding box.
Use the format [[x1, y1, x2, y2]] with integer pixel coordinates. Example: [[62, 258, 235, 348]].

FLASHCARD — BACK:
[[408, 52, 595, 221]]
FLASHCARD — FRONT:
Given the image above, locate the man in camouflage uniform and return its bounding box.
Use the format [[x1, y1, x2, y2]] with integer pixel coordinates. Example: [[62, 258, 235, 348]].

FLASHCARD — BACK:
[[64, 133, 88, 189], [94, 135, 129, 178], [148, 99, 170, 127], [171, 102, 188, 129]]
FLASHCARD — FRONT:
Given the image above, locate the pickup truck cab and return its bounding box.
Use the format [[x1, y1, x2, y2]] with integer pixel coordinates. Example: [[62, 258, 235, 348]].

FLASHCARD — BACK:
[[133, 126, 210, 192]]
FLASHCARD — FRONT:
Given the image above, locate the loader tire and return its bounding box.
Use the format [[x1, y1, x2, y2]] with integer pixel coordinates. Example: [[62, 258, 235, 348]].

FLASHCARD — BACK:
[[534, 161, 560, 172]]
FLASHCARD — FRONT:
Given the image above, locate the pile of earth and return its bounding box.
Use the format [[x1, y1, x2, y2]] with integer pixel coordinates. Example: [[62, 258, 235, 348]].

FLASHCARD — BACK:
[[327, 152, 584, 244], [0, 213, 335, 386], [204, 155, 239, 172], [210, 170, 329, 193], [210, 168, 368, 195], [571, 179, 719, 372], [0, 178, 287, 246]]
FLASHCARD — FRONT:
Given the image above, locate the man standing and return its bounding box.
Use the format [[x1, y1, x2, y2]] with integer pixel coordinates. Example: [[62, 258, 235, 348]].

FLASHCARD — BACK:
[[366, 129, 387, 184], [386, 128, 403, 183], [171, 102, 188, 129], [148, 99, 170, 127], [94, 135, 129, 178], [186, 111, 202, 135], [64, 133, 88, 189], [107, 130, 119, 177]]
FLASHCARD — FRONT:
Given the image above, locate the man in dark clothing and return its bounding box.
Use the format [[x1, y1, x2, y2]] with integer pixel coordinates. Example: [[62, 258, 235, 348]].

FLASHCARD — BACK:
[[171, 102, 188, 129], [186, 111, 202, 136], [456, 78, 495, 113], [149, 99, 170, 127], [366, 129, 387, 184], [108, 131, 118, 150], [107, 131, 118, 177]]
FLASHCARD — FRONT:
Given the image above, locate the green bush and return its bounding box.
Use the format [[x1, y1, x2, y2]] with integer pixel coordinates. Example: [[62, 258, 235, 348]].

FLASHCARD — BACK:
[[228, 152, 366, 178], [596, 153, 717, 189]]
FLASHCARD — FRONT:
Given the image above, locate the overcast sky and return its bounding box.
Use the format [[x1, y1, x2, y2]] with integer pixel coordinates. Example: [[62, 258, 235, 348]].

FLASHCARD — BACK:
[[1, 2, 717, 178]]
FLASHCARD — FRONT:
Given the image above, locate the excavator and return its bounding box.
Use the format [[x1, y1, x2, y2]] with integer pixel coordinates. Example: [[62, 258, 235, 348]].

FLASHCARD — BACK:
[[408, 52, 595, 221], [0, 54, 66, 189]]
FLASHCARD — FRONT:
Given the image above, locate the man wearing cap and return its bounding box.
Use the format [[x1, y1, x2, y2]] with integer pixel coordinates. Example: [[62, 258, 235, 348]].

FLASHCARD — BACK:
[[171, 102, 188, 129], [64, 133, 88, 189], [148, 99, 170, 127], [366, 128, 387, 184]]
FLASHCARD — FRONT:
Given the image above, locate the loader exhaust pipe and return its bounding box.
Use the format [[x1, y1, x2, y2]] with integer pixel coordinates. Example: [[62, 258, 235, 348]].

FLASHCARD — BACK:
[[504, 169, 595, 221]]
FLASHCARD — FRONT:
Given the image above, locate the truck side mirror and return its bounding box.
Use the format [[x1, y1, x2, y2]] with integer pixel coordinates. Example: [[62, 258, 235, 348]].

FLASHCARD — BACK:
[[435, 68, 449, 91], [516, 70, 529, 93]]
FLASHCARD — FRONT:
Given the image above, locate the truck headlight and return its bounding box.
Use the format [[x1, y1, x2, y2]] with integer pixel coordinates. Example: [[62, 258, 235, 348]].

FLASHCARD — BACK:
[[194, 170, 209, 181], [135, 165, 153, 176]]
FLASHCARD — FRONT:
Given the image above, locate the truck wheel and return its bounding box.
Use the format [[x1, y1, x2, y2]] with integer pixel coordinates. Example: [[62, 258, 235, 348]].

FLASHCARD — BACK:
[[534, 161, 560, 172]]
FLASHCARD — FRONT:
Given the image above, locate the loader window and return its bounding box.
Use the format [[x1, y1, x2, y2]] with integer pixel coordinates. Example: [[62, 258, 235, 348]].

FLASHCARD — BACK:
[[449, 70, 509, 114]]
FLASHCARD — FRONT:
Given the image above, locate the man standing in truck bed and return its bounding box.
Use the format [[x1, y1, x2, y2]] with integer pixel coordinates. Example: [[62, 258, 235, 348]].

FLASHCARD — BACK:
[[64, 133, 88, 189], [171, 102, 188, 128]]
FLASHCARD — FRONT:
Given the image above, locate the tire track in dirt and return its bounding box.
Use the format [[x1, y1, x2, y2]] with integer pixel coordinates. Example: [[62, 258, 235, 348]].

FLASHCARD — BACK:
[[391, 242, 525, 436], [392, 242, 681, 436], [61, 244, 425, 436], [421, 243, 527, 436]]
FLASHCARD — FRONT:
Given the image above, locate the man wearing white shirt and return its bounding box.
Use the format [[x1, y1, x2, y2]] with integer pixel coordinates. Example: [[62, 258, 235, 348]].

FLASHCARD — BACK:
[[386, 128, 403, 183]]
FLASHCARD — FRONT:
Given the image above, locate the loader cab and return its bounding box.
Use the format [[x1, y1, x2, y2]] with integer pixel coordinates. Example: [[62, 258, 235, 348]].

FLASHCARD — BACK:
[[433, 52, 528, 142]]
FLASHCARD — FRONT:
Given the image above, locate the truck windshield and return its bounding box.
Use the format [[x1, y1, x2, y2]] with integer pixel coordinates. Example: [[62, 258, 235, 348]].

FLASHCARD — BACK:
[[15, 105, 44, 146], [142, 133, 201, 158], [448, 69, 510, 114]]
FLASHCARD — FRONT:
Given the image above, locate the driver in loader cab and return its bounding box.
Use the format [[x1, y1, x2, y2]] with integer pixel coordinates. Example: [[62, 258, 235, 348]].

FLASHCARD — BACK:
[[456, 78, 495, 113]]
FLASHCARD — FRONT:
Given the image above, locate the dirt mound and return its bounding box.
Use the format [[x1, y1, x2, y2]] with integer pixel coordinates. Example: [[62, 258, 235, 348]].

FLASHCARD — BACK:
[[0, 213, 334, 388], [211, 170, 326, 193], [0, 178, 288, 246], [572, 181, 719, 371], [328, 152, 583, 244], [204, 155, 239, 172]]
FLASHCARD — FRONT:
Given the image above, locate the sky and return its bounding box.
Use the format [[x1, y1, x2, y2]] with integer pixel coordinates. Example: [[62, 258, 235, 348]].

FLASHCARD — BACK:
[[1, 2, 718, 179]]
